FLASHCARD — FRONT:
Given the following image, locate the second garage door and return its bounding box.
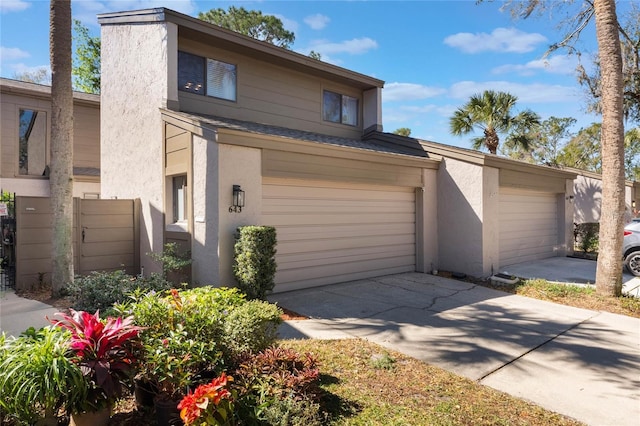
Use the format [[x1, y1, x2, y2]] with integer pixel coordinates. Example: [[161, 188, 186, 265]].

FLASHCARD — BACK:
[[499, 187, 559, 267], [262, 177, 416, 292]]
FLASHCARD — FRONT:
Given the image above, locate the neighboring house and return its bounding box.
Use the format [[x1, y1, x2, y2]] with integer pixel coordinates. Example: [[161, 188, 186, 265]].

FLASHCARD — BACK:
[[571, 168, 638, 224], [417, 140, 576, 278], [0, 78, 101, 198], [97, 7, 578, 290]]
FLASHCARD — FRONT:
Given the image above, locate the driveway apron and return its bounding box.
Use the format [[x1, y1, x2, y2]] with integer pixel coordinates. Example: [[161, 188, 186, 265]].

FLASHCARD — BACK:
[[269, 272, 640, 426]]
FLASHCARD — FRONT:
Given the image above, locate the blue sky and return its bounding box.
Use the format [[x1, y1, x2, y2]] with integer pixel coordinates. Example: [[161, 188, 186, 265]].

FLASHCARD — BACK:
[[0, 0, 626, 149]]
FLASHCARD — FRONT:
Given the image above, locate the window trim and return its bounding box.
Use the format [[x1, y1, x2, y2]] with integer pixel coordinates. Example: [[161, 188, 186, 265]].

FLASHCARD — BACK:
[[322, 89, 360, 127], [178, 50, 237, 102], [17, 107, 49, 178]]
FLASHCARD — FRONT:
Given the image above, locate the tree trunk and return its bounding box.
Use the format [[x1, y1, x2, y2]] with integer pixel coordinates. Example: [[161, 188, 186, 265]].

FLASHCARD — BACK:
[[594, 0, 625, 297], [484, 128, 499, 154], [50, 0, 74, 296]]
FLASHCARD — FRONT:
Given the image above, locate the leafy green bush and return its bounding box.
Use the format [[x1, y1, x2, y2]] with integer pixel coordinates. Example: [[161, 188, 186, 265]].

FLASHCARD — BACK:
[[574, 222, 599, 253], [233, 226, 277, 300], [0, 327, 87, 424], [260, 396, 324, 426], [234, 346, 321, 424], [65, 270, 172, 315], [221, 300, 282, 360], [148, 242, 192, 285], [118, 286, 283, 400]]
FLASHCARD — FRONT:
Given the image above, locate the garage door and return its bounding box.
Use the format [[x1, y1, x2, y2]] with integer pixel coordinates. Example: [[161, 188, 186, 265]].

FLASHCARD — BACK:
[[499, 187, 559, 267], [262, 177, 416, 292]]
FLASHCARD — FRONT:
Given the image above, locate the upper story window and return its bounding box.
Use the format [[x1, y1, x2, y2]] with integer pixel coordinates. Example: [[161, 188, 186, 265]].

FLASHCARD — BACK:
[[18, 109, 47, 176], [323, 90, 358, 126], [178, 51, 237, 101]]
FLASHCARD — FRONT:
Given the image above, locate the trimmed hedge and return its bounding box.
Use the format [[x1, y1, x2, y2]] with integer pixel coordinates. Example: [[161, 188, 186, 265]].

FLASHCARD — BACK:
[[233, 226, 277, 300]]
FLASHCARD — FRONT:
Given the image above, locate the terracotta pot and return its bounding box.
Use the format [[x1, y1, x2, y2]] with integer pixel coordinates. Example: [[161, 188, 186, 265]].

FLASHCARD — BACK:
[[134, 378, 158, 409], [154, 395, 182, 426], [69, 406, 111, 426]]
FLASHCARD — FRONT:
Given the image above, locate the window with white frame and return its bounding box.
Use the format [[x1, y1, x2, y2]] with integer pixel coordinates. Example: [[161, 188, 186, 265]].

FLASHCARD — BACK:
[[322, 90, 358, 126], [18, 109, 47, 176], [178, 51, 237, 101]]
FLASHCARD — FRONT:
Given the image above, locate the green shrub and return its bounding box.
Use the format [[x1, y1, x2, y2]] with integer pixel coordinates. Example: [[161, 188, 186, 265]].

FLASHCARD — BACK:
[[260, 396, 324, 426], [148, 242, 192, 285], [233, 226, 277, 300], [66, 270, 172, 315], [574, 222, 599, 253], [119, 286, 283, 399], [222, 300, 282, 360], [0, 327, 87, 424]]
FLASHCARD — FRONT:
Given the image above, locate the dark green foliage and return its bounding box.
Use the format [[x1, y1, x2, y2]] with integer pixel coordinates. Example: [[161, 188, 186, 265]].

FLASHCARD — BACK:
[[222, 300, 282, 360], [574, 222, 600, 253], [148, 242, 192, 277], [233, 226, 277, 300], [65, 270, 172, 315], [198, 6, 295, 49]]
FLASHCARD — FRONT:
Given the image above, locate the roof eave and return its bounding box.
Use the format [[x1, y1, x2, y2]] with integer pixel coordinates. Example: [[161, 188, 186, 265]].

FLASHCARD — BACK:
[[97, 8, 384, 90]]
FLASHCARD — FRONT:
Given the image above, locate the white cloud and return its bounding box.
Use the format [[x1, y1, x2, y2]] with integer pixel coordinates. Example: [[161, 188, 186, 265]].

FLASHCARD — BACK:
[[383, 82, 446, 102], [444, 27, 547, 54], [492, 54, 578, 76], [0, 0, 30, 13], [449, 80, 579, 103], [308, 37, 378, 55], [0, 46, 30, 60], [6, 63, 51, 77], [304, 13, 329, 30]]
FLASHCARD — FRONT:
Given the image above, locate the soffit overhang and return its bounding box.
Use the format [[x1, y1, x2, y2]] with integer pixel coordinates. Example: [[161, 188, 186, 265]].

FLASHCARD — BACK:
[[160, 108, 439, 170]]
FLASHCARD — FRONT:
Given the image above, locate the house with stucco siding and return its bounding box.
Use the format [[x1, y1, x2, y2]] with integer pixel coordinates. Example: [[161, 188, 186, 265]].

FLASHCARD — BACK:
[[571, 168, 638, 224], [0, 78, 100, 198], [97, 7, 579, 291]]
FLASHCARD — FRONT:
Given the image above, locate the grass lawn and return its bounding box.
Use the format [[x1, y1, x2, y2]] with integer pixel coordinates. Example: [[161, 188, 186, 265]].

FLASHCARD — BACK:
[[486, 278, 640, 318]]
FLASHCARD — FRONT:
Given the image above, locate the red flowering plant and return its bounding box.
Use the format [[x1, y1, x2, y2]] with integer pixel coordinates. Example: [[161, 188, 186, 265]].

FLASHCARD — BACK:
[[178, 373, 236, 426], [49, 309, 143, 413]]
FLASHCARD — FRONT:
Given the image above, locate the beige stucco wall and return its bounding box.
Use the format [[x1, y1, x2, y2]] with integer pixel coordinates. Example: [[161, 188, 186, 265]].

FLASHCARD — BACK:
[[482, 167, 500, 275], [416, 168, 438, 272], [574, 174, 635, 223], [0, 177, 99, 198], [191, 134, 219, 285], [100, 22, 178, 274], [437, 158, 487, 277], [561, 179, 575, 255], [574, 174, 602, 223], [217, 144, 262, 286]]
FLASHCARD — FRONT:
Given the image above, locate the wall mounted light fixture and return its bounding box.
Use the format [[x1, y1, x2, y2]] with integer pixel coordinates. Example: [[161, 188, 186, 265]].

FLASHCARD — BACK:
[[229, 184, 245, 213], [633, 200, 637, 209]]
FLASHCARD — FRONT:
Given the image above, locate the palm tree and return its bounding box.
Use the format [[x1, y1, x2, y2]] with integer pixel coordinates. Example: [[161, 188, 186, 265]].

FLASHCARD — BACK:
[[449, 90, 540, 155], [50, 0, 74, 296], [594, 0, 625, 297]]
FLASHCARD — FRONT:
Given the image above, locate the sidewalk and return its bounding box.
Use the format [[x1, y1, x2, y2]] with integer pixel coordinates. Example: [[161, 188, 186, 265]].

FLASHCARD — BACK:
[[270, 272, 640, 426], [0, 290, 59, 336]]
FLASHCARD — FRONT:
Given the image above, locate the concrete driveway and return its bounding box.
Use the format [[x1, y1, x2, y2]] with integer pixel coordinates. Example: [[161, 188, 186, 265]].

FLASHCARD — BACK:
[[269, 272, 640, 426]]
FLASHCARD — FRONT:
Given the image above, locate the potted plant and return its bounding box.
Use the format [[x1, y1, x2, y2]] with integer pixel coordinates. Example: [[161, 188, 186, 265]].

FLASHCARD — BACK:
[[49, 309, 142, 425], [177, 373, 236, 426], [0, 327, 87, 426]]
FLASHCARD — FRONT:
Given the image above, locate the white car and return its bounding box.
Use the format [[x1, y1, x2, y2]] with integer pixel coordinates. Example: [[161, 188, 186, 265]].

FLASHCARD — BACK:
[[623, 221, 640, 276]]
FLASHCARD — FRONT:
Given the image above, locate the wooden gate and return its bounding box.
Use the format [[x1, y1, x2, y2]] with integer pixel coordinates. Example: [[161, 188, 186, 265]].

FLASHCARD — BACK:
[[15, 197, 140, 290]]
